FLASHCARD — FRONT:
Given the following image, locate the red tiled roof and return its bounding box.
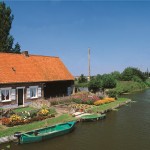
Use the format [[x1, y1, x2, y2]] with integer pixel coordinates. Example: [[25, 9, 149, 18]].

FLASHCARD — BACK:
[[0, 53, 74, 84]]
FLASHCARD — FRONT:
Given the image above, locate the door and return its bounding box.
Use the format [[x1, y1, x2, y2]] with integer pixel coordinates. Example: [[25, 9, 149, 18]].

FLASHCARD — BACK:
[[18, 89, 24, 106]]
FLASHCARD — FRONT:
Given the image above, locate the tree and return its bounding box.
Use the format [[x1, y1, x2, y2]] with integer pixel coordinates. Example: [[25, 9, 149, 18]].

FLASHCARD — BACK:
[[0, 2, 21, 53], [121, 67, 146, 81], [101, 74, 117, 91], [88, 74, 116, 93], [111, 71, 121, 80], [13, 42, 21, 53], [78, 74, 87, 83], [88, 78, 102, 93]]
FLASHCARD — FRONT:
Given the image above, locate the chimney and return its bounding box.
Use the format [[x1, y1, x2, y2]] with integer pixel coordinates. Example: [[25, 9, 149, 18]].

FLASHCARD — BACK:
[[22, 51, 29, 57]]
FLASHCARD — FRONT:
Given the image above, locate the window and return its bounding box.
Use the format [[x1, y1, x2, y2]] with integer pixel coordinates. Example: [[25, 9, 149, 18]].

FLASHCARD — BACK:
[[30, 87, 37, 98], [1, 89, 11, 101]]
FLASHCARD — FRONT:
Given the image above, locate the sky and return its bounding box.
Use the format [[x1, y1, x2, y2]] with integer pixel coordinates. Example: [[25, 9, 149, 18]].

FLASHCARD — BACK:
[[3, 0, 150, 76]]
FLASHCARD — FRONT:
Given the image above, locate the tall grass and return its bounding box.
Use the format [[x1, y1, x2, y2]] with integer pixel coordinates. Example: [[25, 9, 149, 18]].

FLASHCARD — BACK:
[[114, 81, 148, 95]]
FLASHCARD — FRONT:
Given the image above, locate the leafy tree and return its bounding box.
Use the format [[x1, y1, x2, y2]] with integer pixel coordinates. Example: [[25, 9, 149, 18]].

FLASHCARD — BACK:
[[111, 71, 121, 80], [78, 74, 87, 83], [0, 2, 21, 53], [132, 75, 142, 82], [88, 78, 102, 92], [121, 67, 133, 81], [121, 67, 146, 81], [88, 74, 116, 93], [101, 74, 117, 91]]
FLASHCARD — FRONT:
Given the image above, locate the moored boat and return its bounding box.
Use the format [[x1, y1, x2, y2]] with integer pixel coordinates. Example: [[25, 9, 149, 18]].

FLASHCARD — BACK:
[[80, 114, 106, 122], [14, 121, 76, 144]]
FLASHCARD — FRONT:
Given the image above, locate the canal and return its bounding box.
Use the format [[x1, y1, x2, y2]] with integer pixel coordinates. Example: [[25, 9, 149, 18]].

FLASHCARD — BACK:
[[1, 89, 150, 150]]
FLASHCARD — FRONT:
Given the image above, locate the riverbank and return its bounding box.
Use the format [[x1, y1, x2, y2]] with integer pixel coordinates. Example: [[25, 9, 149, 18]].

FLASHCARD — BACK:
[[0, 114, 75, 143], [90, 98, 131, 113], [113, 81, 150, 95], [0, 98, 131, 144]]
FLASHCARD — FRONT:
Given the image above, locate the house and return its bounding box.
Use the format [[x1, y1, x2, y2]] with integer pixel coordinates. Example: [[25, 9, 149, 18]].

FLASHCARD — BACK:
[[0, 51, 74, 108]]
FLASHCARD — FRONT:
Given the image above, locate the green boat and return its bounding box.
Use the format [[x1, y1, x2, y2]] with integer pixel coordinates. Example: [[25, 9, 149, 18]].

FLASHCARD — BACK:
[[14, 121, 76, 144], [80, 114, 106, 122]]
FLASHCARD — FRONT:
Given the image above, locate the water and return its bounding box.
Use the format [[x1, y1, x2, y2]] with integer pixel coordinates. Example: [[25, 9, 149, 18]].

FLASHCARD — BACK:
[[1, 89, 150, 150]]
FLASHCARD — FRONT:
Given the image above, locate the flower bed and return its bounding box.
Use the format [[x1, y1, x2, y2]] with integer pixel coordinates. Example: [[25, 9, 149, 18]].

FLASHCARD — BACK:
[[72, 92, 100, 105], [94, 97, 115, 106], [69, 104, 95, 112], [2, 108, 56, 127]]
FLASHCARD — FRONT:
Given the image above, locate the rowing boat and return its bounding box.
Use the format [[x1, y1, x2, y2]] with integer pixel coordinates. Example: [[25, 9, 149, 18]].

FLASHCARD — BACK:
[[14, 121, 76, 144], [80, 114, 106, 121]]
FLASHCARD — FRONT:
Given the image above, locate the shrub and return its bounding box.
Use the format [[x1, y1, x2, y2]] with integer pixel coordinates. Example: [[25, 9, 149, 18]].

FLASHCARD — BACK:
[[38, 108, 49, 116], [103, 97, 115, 102], [85, 100, 94, 105], [69, 104, 94, 112], [2, 118, 11, 125], [50, 97, 72, 106], [48, 107, 56, 115], [30, 110, 39, 118], [94, 100, 105, 105], [106, 90, 118, 99], [72, 98, 82, 104], [94, 97, 115, 106], [10, 114, 21, 122], [88, 78, 102, 92], [50, 101, 59, 106], [19, 111, 31, 120]]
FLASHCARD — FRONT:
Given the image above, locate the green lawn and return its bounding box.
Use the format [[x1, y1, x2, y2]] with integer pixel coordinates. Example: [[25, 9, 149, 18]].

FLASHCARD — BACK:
[[89, 98, 130, 113], [0, 98, 131, 138], [13, 107, 36, 113], [0, 114, 75, 138]]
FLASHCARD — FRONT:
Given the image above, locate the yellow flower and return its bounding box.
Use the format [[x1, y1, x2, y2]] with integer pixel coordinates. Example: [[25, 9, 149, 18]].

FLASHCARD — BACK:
[[39, 108, 49, 116], [10, 114, 21, 122]]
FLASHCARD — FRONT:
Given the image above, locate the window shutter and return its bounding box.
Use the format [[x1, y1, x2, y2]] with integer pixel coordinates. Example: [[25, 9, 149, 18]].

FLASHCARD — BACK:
[[38, 87, 42, 97], [11, 89, 16, 100], [0, 90, 1, 101], [27, 88, 30, 99]]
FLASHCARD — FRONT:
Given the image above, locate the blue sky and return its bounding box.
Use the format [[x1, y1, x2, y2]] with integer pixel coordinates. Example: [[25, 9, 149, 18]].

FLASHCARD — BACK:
[[4, 1, 150, 76]]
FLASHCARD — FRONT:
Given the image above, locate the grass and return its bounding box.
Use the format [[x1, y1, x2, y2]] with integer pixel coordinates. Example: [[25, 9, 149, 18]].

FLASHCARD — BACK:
[[13, 107, 36, 113], [0, 114, 75, 138], [114, 81, 148, 95], [89, 98, 129, 113], [0, 98, 130, 138]]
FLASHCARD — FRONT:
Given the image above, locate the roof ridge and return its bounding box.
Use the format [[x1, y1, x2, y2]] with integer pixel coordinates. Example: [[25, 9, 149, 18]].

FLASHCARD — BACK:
[[30, 54, 59, 58], [0, 52, 59, 58], [0, 52, 74, 83]]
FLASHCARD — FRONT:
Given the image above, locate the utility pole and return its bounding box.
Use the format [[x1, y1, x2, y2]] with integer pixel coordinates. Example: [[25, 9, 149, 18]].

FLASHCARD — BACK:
[[88, 48, 91, 81]]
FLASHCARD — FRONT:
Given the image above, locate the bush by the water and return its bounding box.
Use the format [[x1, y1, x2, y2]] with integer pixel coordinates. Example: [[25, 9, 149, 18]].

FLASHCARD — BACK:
[[113, 81, 147, 95]]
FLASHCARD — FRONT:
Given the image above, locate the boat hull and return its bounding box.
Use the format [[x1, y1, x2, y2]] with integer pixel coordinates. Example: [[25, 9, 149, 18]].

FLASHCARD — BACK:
[[81, 114, 106, 122], [19, 121, 76, 144]]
